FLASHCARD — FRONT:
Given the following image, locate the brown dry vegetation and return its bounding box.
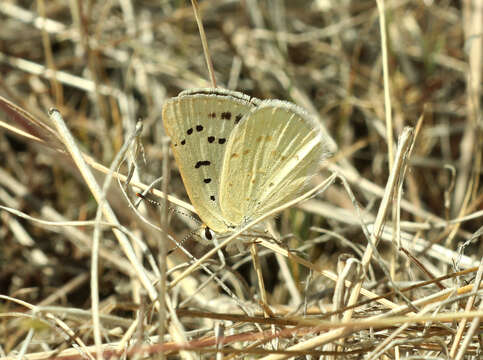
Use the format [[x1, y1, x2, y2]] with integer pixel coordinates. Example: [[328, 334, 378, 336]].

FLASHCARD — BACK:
[[0, 1, 482, 359]]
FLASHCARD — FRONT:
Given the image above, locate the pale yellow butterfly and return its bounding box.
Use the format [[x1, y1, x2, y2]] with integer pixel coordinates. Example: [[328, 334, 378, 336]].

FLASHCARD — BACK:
[[162, 88, 330, 239]]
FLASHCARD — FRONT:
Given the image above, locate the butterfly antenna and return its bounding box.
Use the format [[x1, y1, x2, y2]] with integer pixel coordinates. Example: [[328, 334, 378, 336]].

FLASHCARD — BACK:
[[135, 191, 161, 207], [136, 193, 205, 251], [134, 176, 164, 208], [135, 192, 202, 223], [181, 229, 198, 248], [167, 227, 206, 256], [169, 207, 203, 225]]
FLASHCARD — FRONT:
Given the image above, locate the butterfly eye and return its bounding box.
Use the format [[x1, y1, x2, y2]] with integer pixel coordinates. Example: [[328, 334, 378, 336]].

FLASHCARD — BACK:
[[203, 226, 214, 241]]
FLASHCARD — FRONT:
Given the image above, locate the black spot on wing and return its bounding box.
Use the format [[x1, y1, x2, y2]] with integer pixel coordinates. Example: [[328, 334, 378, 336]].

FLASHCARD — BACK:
[[195, 160, 211, 168], [221, 112, 232, 120]]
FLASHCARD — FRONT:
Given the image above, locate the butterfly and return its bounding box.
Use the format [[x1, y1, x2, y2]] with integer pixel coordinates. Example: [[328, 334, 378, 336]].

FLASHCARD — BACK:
[[162, 88, 330, 240]]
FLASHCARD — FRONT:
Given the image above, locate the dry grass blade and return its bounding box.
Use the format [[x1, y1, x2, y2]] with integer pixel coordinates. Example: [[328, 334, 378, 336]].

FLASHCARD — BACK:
[[0, 94, 63, 150]]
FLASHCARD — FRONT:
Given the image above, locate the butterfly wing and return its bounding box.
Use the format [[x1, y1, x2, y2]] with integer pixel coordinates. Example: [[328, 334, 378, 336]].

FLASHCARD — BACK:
[[219, 100, 331, 226], [162, 88, 259, 233]]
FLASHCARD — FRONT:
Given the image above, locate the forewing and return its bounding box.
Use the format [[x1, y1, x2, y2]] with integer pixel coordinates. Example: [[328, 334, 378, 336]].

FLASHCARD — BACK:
[[162, 88, 258, 232], [219, 100, 330, 226]]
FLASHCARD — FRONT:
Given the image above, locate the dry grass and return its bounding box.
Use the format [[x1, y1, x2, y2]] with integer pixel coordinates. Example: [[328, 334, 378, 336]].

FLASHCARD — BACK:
[[0, 1, 482, 359]]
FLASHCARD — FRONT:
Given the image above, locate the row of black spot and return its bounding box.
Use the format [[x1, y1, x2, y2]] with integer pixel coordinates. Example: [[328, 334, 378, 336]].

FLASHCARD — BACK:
[[174, 125, 228, 147], [186, 124, 216, 198], [174, 111, 244, 203], [175, 124, 204, 146], [210, 111, 243, 124], [186, 124, 203, 135], [208, 136, 226, 144]]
